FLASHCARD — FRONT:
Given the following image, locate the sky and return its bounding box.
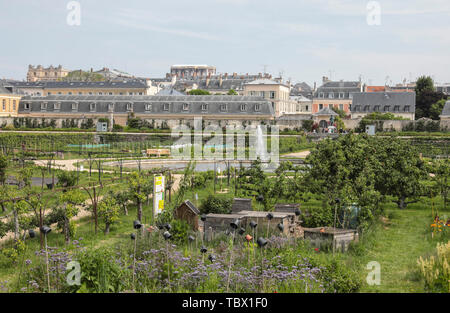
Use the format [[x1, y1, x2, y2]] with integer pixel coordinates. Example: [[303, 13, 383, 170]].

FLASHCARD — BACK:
[[1, 0, 449, 87]]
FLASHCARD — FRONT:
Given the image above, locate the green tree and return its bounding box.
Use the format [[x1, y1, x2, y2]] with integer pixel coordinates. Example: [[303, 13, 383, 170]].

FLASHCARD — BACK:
[[227, 89, 238, 95], [0, 154, 7, 185], [433, 160, 449, 211], [374, 137, 428, 209], [430, 99, 447, 120], [305, 134, 383, 229], [98, 197, 120, 234], [52, 190, 85, 244], [127, 171, 148, 221], [188, 89, 211, 95], [415, 76, 447, 119]]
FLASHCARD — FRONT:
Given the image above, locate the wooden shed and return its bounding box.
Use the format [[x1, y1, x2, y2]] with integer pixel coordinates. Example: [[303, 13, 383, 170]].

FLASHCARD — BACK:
[[174, 200, 200, 230], [303, 227, 358, 252], [231, 198, 252, 213]]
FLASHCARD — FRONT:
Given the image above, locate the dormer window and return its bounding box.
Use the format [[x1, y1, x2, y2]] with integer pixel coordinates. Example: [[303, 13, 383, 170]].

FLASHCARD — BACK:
[[72, 102, 78, 112], [339, 92, 345, 99], [240, 104, 246, 112], [54, 102, 61, 111], [374, 105, 380, 112], [108, 103, 114, 112], [41, 102, 47, 111], [201, 104, 208, 111], [90, 103, 96, 112], [126, 103, 133, 112], [384, 105, 390, 112], [328, 93, 334, 99], [24, 102, 30, 110], [319, 92, 324, 98], [182, 103, 189, 111], [145, 103, 152, 111], [220, 104, 227, 112], [394, 105, 400, 112], [163, 103, 169, 111], [363, 105, 369, 112], [404, 106, 410, 112], [255, 104, 261, 112]]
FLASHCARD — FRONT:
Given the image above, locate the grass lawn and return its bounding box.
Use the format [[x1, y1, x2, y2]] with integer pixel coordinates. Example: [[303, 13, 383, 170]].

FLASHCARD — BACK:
[[357, 198, 449, 293]]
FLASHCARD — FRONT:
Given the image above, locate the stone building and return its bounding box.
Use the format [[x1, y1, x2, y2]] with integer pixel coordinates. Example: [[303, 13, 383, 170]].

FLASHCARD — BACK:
[[172, 73, 273, 95], [350, 92, 416, 120], [243, 79, 296, 117], [4, 80, 156, 97], [14, 94, 275, 127], [170, 65, 216, 78], [313, 78, 363, 115], [27, 65, 70, 82], [0, 86, 21, 117]]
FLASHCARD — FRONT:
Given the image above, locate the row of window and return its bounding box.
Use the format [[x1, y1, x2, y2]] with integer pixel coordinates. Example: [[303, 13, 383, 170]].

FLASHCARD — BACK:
[[2, 99, 17, 111], [28, 102, 263, 113], [318, 92, 353, 99], [353, 105, 410, 112], [248, 91, 276, 99], [318, 103, 345, 111]]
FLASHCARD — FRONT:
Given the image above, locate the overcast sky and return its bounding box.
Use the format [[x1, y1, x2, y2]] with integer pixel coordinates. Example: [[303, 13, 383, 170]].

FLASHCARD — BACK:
[[1, 0, 449, 86]]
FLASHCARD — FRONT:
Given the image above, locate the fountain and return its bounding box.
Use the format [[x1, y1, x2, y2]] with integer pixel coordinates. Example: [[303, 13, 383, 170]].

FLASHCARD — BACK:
[[255, 125, 268, 162]]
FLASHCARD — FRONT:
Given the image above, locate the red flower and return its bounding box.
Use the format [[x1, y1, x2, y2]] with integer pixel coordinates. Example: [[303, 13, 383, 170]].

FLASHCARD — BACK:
[[314, 248, 319, 252]]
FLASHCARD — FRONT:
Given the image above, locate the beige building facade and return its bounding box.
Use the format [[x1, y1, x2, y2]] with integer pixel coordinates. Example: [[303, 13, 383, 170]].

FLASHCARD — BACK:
[[0, 87, 21, 117], [243, 79, 296, 117]]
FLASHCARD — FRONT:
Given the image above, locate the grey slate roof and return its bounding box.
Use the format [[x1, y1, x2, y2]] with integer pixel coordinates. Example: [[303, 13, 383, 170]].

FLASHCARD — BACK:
[[6, 80, 147, 89], [19, 95, 275, 116], [315, 81, 361, 99], [441, 101, 450, 117], [313, 107, 338, 116], [0, 86, 12, 94], [351, 92, 416, 113], [155, 88, 185, 96]]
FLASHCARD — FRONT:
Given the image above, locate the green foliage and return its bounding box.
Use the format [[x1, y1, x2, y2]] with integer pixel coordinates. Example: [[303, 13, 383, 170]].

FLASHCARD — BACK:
[[188, 89, 211, 95], [57, 171, 77, 188], [301, 120, 314, 132], [227, 89, 238, 95], [430, 99, 447, 120], [199, 195, 232, 215], [170, 219, 191, 244], [0, 154, 7, 185], [61, 70, 105, 82], [415, 76, 447, 119], [73, 247, 124, 293], [98, 197, 120, 234]]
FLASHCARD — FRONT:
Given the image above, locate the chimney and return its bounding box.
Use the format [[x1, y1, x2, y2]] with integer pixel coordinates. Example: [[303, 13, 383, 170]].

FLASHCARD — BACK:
[[206, 76, 210, 87], [314, 82, 317, 91], [258, 73, 262, 78], [219, 74, 223, 87], [322, 76, 329, 84], [233, 72, 237, 78], [224, 73, 228, 78]]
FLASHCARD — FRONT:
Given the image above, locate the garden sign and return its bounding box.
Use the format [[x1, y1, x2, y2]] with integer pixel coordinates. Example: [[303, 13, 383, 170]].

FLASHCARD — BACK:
[[153, 175, 165, 216]]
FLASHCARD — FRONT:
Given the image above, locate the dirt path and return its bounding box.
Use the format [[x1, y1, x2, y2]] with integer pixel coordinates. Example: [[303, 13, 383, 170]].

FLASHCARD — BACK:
[[282, 150, 310, 158]]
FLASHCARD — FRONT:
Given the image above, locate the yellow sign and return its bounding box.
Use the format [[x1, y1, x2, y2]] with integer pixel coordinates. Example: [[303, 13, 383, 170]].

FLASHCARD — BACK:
[[153, 176, 165, 216]]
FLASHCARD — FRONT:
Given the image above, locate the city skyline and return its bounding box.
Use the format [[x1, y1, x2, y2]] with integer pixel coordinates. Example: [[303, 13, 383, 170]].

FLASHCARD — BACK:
[[1, 0, 450, 86]]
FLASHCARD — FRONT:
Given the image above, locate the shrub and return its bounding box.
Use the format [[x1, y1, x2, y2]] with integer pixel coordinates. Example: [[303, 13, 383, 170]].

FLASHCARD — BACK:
[[417, 241, 450, 292], [200, 195, 232, 215]]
